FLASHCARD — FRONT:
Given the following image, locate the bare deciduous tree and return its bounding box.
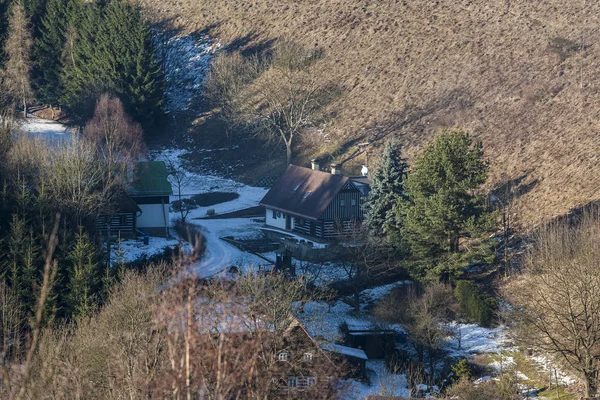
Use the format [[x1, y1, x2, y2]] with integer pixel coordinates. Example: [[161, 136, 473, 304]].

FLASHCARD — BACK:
[[2, 1, 34, 118], [504, 209, 600, 398], [83, 94, 145, 179], [205, 39, 335, 164]]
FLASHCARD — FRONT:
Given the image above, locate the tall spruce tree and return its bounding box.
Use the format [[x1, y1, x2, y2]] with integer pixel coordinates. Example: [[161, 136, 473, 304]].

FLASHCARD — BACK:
[[66, 228, 100, 318], [60, 2, 104, 118], [101, 0, 164, 124], [0, 0, 11, 67], [3, 0, 35, 117], [364, 141, 408, 236], [22, 0, 47, 36], [35, 0, 79, 107], [398, 128, 496, 279]]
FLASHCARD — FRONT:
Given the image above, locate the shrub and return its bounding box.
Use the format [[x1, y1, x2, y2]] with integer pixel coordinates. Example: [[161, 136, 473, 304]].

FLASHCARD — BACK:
[[385, 349, 410, 374], [451, 358, 472, 381], [453, 280, 497, 327]]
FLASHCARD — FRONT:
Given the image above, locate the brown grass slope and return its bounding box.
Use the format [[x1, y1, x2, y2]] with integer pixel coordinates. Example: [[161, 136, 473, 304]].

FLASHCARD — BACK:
[[143, 0, 600, 228]]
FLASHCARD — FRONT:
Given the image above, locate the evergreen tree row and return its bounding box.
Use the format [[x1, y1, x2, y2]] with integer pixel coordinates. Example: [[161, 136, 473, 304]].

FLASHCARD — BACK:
[[59, 0, 164, 124], [1, 0, 164, 126]]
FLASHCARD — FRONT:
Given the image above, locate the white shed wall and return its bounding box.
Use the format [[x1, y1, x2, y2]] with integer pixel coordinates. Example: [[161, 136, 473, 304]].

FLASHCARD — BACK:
[[137, 203, 169, 229]]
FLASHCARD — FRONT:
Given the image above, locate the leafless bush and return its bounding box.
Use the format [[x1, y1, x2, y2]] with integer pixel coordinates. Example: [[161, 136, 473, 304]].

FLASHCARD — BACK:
[[374, 282, 456, 381], [504, 208, 600, 398], [442, 375, 519, 400], [83, 94, 145, 188], [11, 251, 343, 398]]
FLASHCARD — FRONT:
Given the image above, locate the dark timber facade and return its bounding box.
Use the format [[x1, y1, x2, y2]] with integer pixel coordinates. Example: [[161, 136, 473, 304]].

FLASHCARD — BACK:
[[260, 164, 369, 240]]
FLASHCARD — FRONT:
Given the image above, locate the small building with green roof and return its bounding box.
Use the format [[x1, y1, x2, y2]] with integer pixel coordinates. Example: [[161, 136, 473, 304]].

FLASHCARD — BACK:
[[128, 161, 172, 237]]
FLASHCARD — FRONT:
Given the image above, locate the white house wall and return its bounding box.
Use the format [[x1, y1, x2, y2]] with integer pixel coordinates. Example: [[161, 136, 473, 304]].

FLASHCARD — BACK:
[[265, 208, 294, 230], [137, 204, 169, 229]]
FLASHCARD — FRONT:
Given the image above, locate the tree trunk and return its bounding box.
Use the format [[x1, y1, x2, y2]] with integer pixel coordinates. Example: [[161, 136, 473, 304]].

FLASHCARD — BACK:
[[584, 371, 598, 399], [353, 290, 360, 312], [286, 141, 292, 165]]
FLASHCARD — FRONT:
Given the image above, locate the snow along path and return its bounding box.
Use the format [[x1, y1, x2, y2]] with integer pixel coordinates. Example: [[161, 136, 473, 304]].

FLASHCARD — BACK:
[[150, 148, 270, 277]]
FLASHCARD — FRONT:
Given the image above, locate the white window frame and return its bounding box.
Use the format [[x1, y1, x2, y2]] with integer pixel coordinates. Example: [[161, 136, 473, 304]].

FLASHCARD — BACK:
[[278, 351, 288, 361], [303, 352, 313, 361]]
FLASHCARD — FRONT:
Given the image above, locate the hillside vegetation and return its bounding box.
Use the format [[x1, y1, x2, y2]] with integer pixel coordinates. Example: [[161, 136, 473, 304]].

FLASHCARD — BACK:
[[142, 0, 600, 227]]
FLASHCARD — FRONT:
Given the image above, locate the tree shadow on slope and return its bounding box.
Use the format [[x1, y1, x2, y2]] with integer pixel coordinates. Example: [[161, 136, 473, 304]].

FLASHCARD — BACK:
[[334, 88, 475, 167]]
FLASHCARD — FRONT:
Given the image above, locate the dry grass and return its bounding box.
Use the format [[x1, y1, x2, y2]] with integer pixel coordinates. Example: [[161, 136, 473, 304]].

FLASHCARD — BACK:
[[142, 0, 600, 228]]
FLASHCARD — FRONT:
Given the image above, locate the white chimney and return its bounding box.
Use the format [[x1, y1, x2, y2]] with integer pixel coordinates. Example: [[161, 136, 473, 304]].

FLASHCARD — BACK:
[[330, 163, 341, 175], [311, 159, 320, 171], [361, 165, 368, 177]]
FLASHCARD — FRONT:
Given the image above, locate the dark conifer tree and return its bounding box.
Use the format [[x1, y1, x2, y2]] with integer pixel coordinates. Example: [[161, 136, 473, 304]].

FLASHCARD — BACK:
[[67, 228, 100, 318], [35, 0, 80, 106], [364, 141, 409, 236], [0, 0, 11, 67], [22, 0, 46, 36]]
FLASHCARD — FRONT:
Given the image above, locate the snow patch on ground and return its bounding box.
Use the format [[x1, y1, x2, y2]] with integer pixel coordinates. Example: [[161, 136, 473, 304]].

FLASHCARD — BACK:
[[445, 322, 511, 356], [158, 33, 220, 113], [531, 354, 578, 386], [17, 116, 76, 144], [346, 360, 409, 398], [112, 231, 181, 264]]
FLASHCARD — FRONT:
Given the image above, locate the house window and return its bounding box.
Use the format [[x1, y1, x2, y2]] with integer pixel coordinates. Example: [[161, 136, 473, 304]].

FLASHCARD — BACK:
[[340, 199, 346, 207], [351, 198, 357, 206], [293, 183, 301, 191], [303, 191, 312, 199], [297, 376, 317, 390], [287, 376, 297, 388], [119, 215, 128, 225], [272, 209, 277, 219], [303, 352, 313, 361], [278, 352, 288, 361]]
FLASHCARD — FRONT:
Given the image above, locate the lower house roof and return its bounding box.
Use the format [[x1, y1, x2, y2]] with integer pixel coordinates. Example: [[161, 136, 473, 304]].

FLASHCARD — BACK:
[[259, 165, 352, 220], [322, 342, 368, 360]]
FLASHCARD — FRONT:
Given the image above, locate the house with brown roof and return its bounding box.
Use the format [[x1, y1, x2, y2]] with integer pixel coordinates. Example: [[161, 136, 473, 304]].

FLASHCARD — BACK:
[[259, 160, 370, 240]]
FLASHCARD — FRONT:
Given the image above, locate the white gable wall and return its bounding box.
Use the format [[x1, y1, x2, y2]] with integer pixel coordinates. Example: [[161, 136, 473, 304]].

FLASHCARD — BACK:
[[137, 203, 169, 229], [265, 208, 294, 230]]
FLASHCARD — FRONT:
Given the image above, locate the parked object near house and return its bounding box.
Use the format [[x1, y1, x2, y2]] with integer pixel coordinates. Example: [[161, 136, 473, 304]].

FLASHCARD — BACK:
[[260, 161, 370, 240]]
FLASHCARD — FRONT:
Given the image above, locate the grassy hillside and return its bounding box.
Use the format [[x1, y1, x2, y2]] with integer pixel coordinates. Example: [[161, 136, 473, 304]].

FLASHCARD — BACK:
[[142, 0, 600, 228]]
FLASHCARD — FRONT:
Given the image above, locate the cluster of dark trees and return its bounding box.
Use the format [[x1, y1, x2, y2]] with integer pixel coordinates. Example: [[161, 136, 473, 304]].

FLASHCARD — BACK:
[[0, 0, 164, 125], [0, 93, 147, 326], [364, 128, 497, 280]]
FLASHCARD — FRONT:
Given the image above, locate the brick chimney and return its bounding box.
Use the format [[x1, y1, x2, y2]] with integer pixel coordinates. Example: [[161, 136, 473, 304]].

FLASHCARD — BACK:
[[330, 163, 341, 175], [311, 159, 320, 171]]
